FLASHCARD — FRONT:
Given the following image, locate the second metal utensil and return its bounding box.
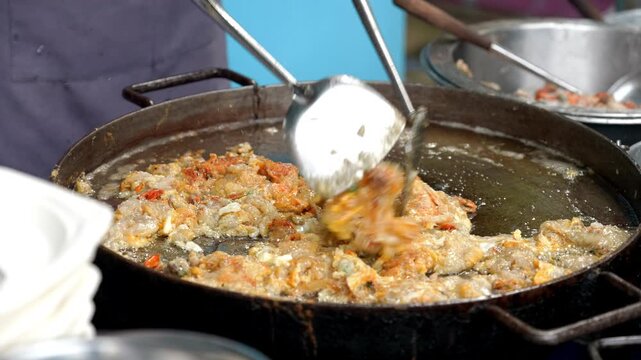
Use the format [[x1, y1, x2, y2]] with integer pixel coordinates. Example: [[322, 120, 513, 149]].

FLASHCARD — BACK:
[[353, 0, 428, 215], [608, 70, 641, 104], [193, 0, 406, 198]]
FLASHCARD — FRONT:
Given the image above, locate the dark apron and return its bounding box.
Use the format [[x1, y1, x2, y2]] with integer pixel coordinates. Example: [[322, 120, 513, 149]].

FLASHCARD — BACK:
[[0, 0, 227, 178]]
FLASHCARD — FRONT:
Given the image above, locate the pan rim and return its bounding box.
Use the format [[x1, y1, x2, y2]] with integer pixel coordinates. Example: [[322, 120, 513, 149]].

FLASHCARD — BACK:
[[422, 18, 641, 123], [58, 83, 641, 311]]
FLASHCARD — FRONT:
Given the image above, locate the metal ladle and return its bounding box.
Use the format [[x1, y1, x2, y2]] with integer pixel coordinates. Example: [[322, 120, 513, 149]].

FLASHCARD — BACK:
[[193, 0, 406, 198], [352, 0, 428, 215], [395, 0, 584, 94], [608, 70, 641, 104]]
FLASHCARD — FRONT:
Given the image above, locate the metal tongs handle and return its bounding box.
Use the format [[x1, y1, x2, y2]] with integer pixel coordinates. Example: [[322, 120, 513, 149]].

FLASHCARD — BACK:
[[394, 0, 583, 94], [353, 0, 428, 215], [192, 0, 304, 94], [352, 0, 414, 116]]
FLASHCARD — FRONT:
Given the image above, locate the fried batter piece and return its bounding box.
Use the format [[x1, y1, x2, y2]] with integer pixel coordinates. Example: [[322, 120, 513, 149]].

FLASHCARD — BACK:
[[405, 179, 476, 233], [104, 143, 321, 251], [321, 163, 421, 254], [321, 162, 477, 254]]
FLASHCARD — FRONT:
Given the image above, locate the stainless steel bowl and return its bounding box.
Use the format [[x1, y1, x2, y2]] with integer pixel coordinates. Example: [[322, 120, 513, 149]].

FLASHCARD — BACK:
[[630, 140, 641, 165], [422, 19, 641, 144], [0, 330, 270, 360], [606, 9, 641, 27]]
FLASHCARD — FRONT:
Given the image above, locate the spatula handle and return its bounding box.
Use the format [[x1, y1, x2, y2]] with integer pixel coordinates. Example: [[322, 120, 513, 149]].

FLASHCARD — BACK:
[[394, 0, 492, 50], [395, 0, 583, 94], [568, 0, 604, 22]]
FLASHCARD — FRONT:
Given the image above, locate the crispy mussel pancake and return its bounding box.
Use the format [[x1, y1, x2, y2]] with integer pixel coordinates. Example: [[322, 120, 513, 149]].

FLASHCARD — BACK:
[[80, 143, 630, 304]]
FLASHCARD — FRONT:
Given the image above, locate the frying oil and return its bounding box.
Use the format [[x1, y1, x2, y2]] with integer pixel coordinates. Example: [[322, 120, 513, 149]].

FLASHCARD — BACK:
[[87, 118, 637, 238], [390, 122, 637, 236]]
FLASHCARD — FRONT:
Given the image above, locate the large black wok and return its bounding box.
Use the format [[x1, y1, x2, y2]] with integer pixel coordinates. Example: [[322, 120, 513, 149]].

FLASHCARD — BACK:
[[53, 69, 641, 359]]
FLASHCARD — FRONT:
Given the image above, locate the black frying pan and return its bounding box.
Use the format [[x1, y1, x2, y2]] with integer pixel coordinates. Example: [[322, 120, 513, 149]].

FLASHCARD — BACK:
[[53, 68, 641, 359]]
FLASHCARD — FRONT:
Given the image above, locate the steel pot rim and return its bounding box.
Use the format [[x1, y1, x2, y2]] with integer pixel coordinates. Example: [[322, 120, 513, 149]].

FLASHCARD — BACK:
[[422, 18, 641, 123]]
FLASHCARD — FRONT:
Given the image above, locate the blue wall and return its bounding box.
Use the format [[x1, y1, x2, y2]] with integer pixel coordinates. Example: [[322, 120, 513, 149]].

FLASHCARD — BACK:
[[225, 1, 406, 86]]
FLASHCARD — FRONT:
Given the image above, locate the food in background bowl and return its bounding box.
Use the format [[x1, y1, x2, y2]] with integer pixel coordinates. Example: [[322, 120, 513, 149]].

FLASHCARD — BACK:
[[529, 83, 637, 110], [455, 59, 638, 110], [77, 143, 631, 305]]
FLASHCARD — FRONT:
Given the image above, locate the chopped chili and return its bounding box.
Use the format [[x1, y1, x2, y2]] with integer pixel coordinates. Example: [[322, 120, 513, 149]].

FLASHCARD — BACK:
[[227, 193, 244, 200], [183, 167, 199, 181], [438, 223, 456, 231], [141, 189, 164, 201], [566, 93, 580, 105], [144, 254, 161, 269]]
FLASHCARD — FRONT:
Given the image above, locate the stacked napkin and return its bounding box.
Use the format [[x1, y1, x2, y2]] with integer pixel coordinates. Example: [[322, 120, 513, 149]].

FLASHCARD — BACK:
[[0, 167, 112, 352]]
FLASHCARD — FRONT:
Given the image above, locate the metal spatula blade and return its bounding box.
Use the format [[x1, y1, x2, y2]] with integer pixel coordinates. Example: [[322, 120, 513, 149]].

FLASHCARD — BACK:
[[286, 76, 405, 198]]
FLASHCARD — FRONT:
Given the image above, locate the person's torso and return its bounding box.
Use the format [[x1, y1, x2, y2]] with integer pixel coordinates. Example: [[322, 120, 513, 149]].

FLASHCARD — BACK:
[[0, 0, 227, 177]]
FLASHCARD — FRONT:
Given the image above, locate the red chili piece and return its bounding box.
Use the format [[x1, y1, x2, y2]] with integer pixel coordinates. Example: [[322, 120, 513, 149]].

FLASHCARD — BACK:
[[144, 254, 161, 269], [141, 189, 164, 201]]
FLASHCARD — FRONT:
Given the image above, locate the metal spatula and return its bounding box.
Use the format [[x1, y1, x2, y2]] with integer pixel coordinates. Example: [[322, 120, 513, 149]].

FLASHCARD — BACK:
[[353, 0, 428, 215], [193, 0, 406, 198]]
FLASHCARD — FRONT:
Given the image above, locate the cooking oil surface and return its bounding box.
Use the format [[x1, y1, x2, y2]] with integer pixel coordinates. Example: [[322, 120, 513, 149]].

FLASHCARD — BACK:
[[86, 118, 636, 237], [393, 124, 635, 236]]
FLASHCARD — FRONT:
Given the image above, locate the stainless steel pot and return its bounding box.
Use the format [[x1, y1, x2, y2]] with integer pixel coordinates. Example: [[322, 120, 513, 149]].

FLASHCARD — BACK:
[[630, 140, 641, 165], [606, 8, 641, 27], [422, 19, 641, 145]]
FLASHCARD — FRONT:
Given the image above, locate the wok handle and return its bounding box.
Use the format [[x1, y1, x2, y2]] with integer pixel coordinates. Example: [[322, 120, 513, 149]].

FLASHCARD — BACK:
[[394, 0, 492, 50], [122, 68, 257, 108], [483, 271, 641, 345], [588, 335, 641, 360]]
